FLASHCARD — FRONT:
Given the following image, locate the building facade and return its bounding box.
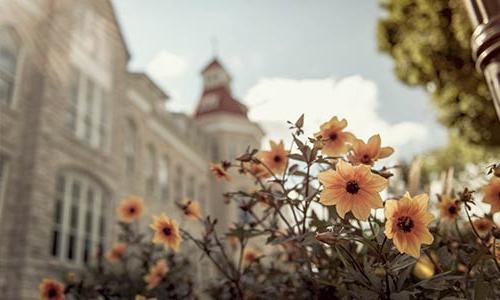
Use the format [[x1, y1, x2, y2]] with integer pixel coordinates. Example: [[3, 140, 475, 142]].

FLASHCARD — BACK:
[[0, 1, 263, 299]]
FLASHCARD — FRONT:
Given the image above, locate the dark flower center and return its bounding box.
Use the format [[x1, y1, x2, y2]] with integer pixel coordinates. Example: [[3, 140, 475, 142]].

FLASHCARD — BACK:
[[448, 205, 457, 215], [47, 288, 57, 298], [345, 180, 360, 194], [162, 227, 172, 236], [273, 155, 282, 163], [329, 133, 338, 141], [128, 207, 136, 214], [397, 216, 414, 232], [361, 154, 371, 164]]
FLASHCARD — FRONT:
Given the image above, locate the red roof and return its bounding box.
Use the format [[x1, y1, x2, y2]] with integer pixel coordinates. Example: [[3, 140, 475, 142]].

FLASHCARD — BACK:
[[194, 86, 248, 118]]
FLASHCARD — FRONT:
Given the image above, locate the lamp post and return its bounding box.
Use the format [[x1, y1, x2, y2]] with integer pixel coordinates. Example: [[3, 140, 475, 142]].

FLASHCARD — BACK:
[[463, 0, 500, 120]]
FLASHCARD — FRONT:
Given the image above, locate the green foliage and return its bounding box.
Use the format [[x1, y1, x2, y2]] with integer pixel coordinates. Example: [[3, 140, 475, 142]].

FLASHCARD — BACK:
[[377, 0, 500, 146], [422, 134, 500, 175]]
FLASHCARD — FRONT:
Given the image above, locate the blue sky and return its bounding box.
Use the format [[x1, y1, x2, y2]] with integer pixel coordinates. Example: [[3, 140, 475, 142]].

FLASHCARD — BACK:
[[112, 0, 447, 159]]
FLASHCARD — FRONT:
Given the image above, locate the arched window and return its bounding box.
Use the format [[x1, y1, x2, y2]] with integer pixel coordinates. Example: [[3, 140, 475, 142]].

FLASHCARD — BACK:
[[0, 27, 20, 106], [174, 165, 184, 203], [50, 171, 108, 265], [125, 119, 137, 174], [0, 155, 9, 215], [158, 156, 169, 201], [145, 145, 156, 198], [187, 175, 195, 200], [198, 184, 207, 205], [66, 67, 110, 151]]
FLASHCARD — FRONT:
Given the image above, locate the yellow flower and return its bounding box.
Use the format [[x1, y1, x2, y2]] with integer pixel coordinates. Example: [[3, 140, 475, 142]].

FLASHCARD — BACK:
[[105, 242, 127, 263], [384, 192, 434, 258], [413, 253, 436, 280], [182, 199, 202, 220], [347, 134, 394, 166], [315, 116, 355, 156], [472, 218, 494, 237], [143, 259, 168, 290], [243, 247, 261, 266], [39, 278, 65, 300], [117, 196, 145, 223], [482, 176, 500, 214], [436, 195, 461, 222], [150, 214, 181, 251], [210, 163, 231, 181], [259, 140, 288, 175], [318, 160, 388, 220]]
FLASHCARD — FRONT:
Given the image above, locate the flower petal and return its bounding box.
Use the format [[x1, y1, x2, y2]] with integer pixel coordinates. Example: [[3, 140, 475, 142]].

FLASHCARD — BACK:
[[379, 146, 394, 159], [336, 160, 354, 181], [384, 200, 398, 218]]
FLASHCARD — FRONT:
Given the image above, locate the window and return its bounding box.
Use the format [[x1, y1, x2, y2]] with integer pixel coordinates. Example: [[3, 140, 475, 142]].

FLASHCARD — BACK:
[[198, 184, 207, 204], [158, 156, 169, 202], [211, 142, 219, 162], [0, 27, 20, 106], [50, 171, 108, 265], [187, 175, 195, 200], [174, 165, 184, 203], [125, 119, 137, 174], [145, 145, 156, 198], [0, 155, 9, 214], [66, 67, 110, 151]]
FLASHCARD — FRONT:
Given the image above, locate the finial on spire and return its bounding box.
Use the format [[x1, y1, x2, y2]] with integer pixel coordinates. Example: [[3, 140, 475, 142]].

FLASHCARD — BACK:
[[210, 36, 219, 57]]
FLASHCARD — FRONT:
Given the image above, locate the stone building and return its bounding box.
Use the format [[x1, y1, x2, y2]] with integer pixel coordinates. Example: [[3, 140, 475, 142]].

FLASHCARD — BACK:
[[0, 0, 263, 299]]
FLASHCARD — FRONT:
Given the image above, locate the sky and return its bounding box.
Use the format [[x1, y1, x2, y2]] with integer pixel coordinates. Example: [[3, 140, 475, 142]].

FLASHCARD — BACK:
[[112, 0, 447, 160]]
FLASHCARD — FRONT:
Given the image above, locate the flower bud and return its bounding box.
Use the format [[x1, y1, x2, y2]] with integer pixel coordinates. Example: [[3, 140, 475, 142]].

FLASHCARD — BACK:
[[315, 231, 337, 244]]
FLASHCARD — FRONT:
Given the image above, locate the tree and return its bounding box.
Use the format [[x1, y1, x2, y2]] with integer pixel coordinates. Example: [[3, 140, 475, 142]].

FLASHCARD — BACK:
[[377, 0, 500, 146]]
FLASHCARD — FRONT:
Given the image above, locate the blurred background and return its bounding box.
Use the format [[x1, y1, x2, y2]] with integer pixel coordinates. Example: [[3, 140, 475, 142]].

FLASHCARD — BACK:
[[114, 0, 446, 159], [0, 0, 498, 299]]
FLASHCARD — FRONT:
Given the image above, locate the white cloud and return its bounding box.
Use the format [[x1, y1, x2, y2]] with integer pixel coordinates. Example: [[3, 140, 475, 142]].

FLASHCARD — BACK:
[[243, 76, 431, 159], [146, 50, 188, 81]]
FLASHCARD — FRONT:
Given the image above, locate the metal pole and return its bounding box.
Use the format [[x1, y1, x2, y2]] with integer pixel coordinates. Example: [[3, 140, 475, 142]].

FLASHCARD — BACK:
[[463, 0, 500, 120]]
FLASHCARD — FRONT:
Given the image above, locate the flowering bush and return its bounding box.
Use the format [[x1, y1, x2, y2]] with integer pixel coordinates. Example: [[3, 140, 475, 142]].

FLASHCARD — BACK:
[[40, 115, 499, 300]]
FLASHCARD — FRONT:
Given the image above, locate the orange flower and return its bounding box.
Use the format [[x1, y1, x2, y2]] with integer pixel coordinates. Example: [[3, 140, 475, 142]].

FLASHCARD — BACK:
[[210, 163, 231, 181], [182, 199, 202, 220], [437, 195, 461, 222], [318, 160, 388, 220], [473, 218, 494, 237], [150, 214, 181, 251], [105, 242, 127, 263], [384, 192, 434, 258], [259, 141, 288, 175], [243, 247, 261, 266], [117, 196, 145, 223], [39, 278, 65, 300], [143, 259, 169, 290], [347, 134, 394, 166], [315, 116, 355, 156], [482, 176, 500, 214]]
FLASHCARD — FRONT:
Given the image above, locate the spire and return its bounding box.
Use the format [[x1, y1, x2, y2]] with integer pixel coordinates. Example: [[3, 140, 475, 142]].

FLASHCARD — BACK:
[[194, 57, 248, 119]]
